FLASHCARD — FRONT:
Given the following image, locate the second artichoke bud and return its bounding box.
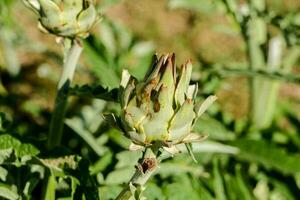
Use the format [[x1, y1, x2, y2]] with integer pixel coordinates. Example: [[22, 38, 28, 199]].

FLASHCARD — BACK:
[[118, 54, 216, 148], [23, 0, 98, 38]]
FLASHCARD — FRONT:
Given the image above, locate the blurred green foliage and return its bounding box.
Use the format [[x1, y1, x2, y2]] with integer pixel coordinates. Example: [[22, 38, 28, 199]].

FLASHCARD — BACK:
[[0, 0, 300, 199]]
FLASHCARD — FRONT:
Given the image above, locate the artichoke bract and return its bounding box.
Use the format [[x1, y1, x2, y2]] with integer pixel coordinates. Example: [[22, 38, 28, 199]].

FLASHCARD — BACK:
[[118, 54, 216, 148], [23, 0, 97, 38]]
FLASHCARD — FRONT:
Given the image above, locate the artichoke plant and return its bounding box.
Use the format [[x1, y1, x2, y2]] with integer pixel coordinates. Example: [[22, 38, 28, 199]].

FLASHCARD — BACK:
[[117, 54, 216, 151], [23, 0, 97, 38]]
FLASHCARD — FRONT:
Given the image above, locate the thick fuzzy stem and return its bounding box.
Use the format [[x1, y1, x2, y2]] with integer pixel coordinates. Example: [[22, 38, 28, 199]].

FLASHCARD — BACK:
[[47, 39, 83, 149], [115, 144, 161, 200]]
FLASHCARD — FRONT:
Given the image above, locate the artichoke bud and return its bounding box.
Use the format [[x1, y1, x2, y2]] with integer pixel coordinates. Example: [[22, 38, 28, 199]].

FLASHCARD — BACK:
[[175, 61, 192, 106], [23, 0, 98, 38], [118, 54, 216, 146]]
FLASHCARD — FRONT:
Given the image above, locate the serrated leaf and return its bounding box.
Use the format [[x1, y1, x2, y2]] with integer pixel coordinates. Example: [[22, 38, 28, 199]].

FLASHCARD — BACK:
[[0, 184, 19, 200], [230, 139, 300, 174], [69, 84, 118, 102], [0, 134, 39, 158], [0, 148, 13, 164], [17, 143, 40, 157], [0, 134, 20, 150], [66, 159, 100, 200], [83, 42, 119, 88]]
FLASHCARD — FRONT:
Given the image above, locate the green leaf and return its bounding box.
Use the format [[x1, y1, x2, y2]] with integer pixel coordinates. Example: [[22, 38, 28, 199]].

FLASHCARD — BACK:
[[18, 143, 40, 157], [0, 134, 20, 150], [90, 151, 113, 175], [107, 128, 131, 149], [190, 141, 239, 154], [230, 139, 300, 174], [251, 0, 265, 12], [115, 151, 141, 169], [191, 177, 215, 200], [65, 159, 100, 200], [83, 42, 119, 88], [157, 162, 205, 177], [0, 148, 13, 164], [70, 177, 79, 199], [69, 84, 119, 102], [224, 166, 253, 200], [234, 166, 253, 200], [0, 134, 39, 158], [193, 117, 235, 141], [44, 173, 56, 200], [23, 177, 40, 197], [270, 179, 295, 200], [99, 20, 117, 58], [105, 167, 134, 185], [66, 118, 107, 156], [213, 158, 227, 200], [0, 183, 19, 200], [105, 151, 140, 184], [0, 166, 8, 181], [99, 185, 122, 200], [163, 182, 200, 200], [143, 183, 164, 200]]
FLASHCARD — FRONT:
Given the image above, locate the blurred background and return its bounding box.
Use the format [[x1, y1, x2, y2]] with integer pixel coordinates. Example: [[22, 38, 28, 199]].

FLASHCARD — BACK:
[[0, 0, 300, 199]]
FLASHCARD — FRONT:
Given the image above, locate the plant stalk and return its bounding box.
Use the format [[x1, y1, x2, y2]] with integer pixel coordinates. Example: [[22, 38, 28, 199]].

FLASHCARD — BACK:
[[47, 39, 83, 149], [115, 144, 161, 200]]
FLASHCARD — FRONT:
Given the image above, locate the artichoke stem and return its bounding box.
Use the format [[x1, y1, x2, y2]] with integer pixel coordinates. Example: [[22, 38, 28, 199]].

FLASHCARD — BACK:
[[115, 143, 161, 200], [47, 39, 83, 149]]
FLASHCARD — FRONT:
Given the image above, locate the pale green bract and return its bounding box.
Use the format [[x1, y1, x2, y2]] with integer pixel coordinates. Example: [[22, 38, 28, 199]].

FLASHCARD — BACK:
[[23, 0, 98, 38], [118, 54, 217, 148]]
